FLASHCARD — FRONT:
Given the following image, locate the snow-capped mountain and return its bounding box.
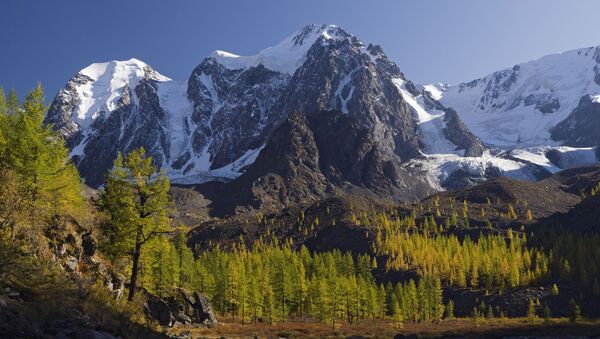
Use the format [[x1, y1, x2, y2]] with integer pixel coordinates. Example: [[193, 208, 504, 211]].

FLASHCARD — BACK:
[[407, 46, 600, 191], [433, 46, 600, 148], [46, 24, 483, 190], [45, 24, 600, 208]]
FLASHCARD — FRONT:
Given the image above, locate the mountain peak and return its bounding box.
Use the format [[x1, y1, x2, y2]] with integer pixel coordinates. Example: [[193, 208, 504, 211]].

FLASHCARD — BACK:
[[79, 58, 169, 82], [63, 58, 171, 129], [208, 24, 357, 74], [291, 24, 352, 45]]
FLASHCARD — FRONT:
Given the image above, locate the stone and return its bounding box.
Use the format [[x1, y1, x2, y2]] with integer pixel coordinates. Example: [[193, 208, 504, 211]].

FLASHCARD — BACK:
[[193, 291, 217, 325], [144, 289, 217, 328], [81, 232, 97, 257], [64, 256, 78, 272], [144, 293, 174, 327]]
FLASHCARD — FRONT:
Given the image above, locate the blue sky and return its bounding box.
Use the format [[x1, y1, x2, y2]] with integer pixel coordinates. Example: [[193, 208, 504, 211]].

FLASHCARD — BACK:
[[2, 0, 600, 99]]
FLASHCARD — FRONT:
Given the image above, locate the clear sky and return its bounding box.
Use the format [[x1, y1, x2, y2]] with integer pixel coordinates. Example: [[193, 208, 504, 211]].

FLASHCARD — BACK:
[[2, 0, 600, 100]]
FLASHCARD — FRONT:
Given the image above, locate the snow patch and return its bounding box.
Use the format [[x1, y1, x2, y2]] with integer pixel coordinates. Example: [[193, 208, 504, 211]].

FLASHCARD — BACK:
[[406, 152, 536, 191], [157, 79, 194, 160], [393, 78, 461, 155], [170, 144, 265, 184], [510, 146, 597, 173], [423, 83, 445, 100]]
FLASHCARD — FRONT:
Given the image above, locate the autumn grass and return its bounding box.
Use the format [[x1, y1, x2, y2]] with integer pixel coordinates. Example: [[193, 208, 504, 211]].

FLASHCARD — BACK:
[[173, 317, 600, 338]]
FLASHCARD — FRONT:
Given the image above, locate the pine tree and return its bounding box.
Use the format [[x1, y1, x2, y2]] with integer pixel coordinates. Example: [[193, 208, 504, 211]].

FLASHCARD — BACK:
[[392, 300, 404, 328], [445, 300, 454, 319], [471, 307, 482, 327], [263, 283, 275, 325], [99, 148, 172, 301], [527, 298, 537, 324], [432, 276, 444, 321], [551, 283, 559, 296], [404, 280, 417, 322], [543, 304, 551, 324], [507, 204, 517, 219], [4, 84, 82, 228], [569, 299, 581, 322], [248, 273, 260, 325], [226, 259, 240, 318], [525, 209, 533, 221]]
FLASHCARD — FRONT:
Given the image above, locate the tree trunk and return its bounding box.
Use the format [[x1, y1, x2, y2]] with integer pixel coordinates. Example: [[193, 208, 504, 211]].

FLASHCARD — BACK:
[[128, 228, 143, 301]]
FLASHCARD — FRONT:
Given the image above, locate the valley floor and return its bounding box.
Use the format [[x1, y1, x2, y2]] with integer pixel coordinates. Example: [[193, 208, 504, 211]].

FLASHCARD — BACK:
[[171, 317, 600, 338]]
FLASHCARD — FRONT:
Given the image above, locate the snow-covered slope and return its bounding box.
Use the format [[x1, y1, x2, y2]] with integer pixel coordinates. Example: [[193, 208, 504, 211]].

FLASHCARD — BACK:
[[434, 46, 600, 148], [75, 59, 170, 127], [393, 78, 463, 155], [209, 24, 341, 75]]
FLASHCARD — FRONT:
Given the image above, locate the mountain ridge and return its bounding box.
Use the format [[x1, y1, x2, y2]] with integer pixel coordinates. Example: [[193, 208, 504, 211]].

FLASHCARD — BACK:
[[46, 24, 483, 191], [45, 24, 599, 213]]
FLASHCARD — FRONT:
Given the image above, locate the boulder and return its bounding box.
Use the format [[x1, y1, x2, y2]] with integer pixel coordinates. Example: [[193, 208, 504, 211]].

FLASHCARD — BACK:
[[81, 232, 97, 257], [143, 289, 217, 328], [193, 291, 217, 325], [144, 293, 174, 327], [64, 256, 79, 272]]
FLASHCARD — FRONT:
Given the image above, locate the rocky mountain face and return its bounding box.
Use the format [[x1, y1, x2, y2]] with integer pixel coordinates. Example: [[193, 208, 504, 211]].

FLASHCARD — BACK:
[[45, 59, 172, 187], [197, 110, 437, 215], [550, 95, 600, 153]]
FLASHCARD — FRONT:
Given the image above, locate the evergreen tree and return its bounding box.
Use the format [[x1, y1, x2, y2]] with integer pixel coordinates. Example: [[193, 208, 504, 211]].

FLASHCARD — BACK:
[[392, 300, 404, 328], [543, 304, 551, 324], [445, 300, 454, 319], [99, 148, 172, 301], [527, 299, 537, 324], [248, 273, 260, 325], [569, 299, 581, 322], [486, 304, 494, 319], [551, 283, 559, 296], [525, 209, 533, 221], [263, 282, 275, 325]]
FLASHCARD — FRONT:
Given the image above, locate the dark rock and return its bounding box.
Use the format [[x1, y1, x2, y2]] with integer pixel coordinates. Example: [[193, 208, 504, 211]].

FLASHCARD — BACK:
[[442, 107, 486, 157], [81, 232, 96, 257], [523, 93, 560, 113], [551, 95, 600, 148], [65, 233, 77, 246], [144, 292, 174, 327], [193, 291, 217, 325], [197, 110, 436, 216], [143, 289, 216, 328]]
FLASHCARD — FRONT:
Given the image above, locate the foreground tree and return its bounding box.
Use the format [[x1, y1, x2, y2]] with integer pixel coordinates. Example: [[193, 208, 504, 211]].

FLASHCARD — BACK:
[[100, 148, 171, 301], [0, 84, 82, 237], [0, 84, 83, 279]]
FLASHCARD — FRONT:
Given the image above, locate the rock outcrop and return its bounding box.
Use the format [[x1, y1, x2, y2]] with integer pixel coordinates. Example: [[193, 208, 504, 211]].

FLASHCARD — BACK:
[[551, 95, 600, 148], [144, 288, 217, 328]]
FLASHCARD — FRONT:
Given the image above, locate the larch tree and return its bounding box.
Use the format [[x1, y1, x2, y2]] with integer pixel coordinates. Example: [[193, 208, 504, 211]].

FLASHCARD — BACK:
[[99, 147, 172, 301]]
